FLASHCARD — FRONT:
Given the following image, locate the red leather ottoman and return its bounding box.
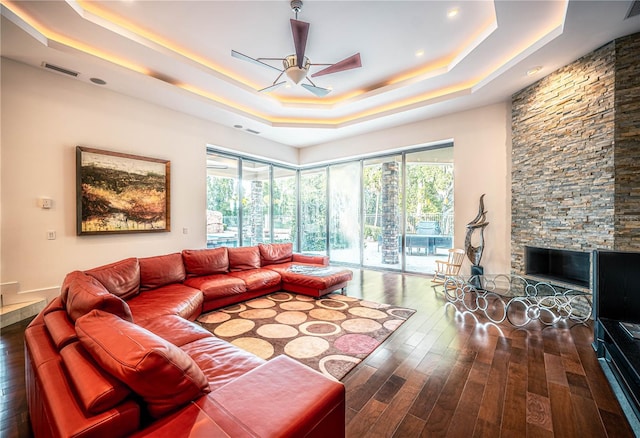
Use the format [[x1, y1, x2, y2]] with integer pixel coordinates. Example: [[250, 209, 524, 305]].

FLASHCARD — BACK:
[[266, 264, 353, 298]]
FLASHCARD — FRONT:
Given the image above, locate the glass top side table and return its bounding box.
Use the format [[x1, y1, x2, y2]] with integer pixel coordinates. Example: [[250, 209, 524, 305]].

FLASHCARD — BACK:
[[442, 274, 592, 326]]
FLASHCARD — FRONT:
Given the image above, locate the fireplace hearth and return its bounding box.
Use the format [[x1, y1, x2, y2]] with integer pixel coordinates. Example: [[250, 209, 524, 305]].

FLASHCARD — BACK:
[[525, 246, 591, 289]]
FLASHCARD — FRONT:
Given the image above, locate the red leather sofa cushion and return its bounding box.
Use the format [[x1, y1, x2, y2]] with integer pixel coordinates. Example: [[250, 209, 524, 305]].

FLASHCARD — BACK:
[[227, 246, 261, 271], [65, 272, 133, 323], [227, 269, 282, 292], [292, 253, 330, 265], [180, 336, 264, 391], [127, 283, 203, 322], [85, 257, 140, 300], [137, 314, 212, 348], [60, 342, 131, 415], [182, 247, 229, 277], [76, 310, 210, 418], [139, 253, 186, 291], [258, 242, 293, 265], [60, 271, 85, 306], [184, 274, 246, 300], [43, 310, 77, 349]]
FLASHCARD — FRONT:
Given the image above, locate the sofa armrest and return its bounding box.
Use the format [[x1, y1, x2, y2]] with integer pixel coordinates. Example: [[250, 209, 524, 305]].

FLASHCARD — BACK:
[[292, 253, 330, 266]]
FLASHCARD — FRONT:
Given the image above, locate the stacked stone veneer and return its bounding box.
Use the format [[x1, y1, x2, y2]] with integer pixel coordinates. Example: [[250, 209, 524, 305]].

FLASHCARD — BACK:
[[381, 161, 400, 264], [614, 34, 640, 249], [511, 32, 640, 279]]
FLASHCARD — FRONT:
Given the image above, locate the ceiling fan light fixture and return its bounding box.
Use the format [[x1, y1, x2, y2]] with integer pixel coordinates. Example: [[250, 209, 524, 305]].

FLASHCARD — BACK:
[[286, 67, 307, 84], [283, 55, 309, 84], [231, 0, 361, 97]]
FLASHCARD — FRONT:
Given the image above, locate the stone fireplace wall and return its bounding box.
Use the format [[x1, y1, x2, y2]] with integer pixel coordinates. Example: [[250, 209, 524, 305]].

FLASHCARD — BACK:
[[511, 32, 640, 278], [613, 34, 640, 250]]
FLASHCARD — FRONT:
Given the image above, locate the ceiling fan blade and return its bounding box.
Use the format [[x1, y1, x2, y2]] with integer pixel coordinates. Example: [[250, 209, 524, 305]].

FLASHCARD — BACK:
[[258, 82, 287, 93], [290, 19, 309, 69], [301, 84, 331, 97], [311, 53, 362, 78], [231, 50, 283, 73]]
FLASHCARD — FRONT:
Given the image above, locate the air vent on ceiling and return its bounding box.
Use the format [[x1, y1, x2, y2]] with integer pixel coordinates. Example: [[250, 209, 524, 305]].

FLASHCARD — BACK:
[[41, 62, 79, 77], [245, 128, 261, 135], [626, 0, 640, 19]]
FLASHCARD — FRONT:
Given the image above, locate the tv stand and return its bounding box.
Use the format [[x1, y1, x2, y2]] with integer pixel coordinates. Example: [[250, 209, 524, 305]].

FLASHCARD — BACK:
[[595, 319, 640, 432], [593, 250, 640, 435]]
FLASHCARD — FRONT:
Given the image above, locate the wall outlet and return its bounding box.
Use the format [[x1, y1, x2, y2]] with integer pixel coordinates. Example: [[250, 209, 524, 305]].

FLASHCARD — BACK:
[[183, 227, 189, 235], [39, 198, 53, 209], [47, 230, 56, 240]]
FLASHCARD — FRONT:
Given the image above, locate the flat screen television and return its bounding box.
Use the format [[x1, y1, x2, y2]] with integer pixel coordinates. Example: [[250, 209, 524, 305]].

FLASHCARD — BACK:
[[594, 249, 640, 323]]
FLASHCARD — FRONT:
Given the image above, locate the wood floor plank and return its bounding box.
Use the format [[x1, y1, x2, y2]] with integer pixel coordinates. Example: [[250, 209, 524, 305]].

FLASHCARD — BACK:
[[566, 371, 593, 399], [474, 342, 511, 433], [422, 349, 477, 435], [526, 391, 553, 433], [570, 393, 607, 437], [501, 349, 528, 436], [392, 413, 425, 438], [346, 398, 387, 437], [573, 341, 625, 415], [544, 351, 569, 387], [408, 348, 459, 420], [374, 374, 406, 404], [527, 332, 549, 397], [548, 382, 578, 437], [368, 370, 428, 438], [599, 406, 635, 437], [446, 379, 485, 437]]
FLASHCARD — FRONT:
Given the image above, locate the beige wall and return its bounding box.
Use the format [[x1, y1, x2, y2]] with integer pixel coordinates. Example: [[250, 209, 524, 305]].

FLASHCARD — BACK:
[[1, 58, 512, 306], [0, 59, 297, 305]]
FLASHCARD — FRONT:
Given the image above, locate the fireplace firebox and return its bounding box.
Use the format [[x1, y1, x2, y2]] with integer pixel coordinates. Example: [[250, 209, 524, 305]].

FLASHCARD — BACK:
[[525, 246, 591, 289]]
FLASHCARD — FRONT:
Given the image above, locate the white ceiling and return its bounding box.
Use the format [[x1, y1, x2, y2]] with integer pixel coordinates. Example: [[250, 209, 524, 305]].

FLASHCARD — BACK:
[[2, 0, 639, 148]]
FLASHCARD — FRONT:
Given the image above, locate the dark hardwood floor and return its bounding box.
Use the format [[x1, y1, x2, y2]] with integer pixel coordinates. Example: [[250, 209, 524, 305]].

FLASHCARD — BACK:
[[0, 269, 633, 437], [1, 316, 33, 438]]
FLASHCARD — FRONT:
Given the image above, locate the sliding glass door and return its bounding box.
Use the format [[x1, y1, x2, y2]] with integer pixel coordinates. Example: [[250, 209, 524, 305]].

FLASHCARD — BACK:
[[329, 162, 361, 264], [273, 166, 298, 250], [206, 154, 240, 247], [363, 156, 402, 270], [300, 167, 327, 255], [404, 148, 454, 273]]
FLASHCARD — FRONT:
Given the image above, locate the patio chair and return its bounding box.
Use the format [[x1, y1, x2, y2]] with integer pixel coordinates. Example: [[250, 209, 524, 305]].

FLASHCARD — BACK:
[[432, 248, 465, 287]]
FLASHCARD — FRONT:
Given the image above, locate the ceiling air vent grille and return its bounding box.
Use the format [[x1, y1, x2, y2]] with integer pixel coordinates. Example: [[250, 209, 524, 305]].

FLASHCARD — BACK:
[[42, 62, 79, 77], [626, 0, 640, 19]]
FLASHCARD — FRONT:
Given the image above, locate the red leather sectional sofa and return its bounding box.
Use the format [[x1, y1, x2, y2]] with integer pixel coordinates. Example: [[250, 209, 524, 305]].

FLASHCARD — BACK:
[[24, 243, 351, 437]]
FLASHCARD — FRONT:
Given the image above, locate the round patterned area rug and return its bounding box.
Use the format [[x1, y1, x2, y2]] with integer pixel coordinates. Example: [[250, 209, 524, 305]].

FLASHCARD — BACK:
[[197, 292, 416, 381]]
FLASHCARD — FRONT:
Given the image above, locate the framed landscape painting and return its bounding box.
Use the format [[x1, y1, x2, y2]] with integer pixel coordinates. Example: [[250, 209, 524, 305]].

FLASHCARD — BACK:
[[76, 146, 171, 235]]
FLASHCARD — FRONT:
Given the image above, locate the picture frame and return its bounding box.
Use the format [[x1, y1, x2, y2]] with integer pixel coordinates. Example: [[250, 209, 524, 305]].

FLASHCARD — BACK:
[[76, 146, 171, 235]]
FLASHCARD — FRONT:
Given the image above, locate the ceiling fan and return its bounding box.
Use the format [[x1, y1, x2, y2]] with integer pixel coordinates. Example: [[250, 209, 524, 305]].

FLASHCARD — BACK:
[[231, 0, 362, 97]]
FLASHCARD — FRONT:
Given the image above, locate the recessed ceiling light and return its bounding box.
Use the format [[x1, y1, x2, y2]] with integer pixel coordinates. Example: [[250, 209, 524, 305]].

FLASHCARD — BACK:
[[415, 49, 425, 57], [90, 77, 106, 85], [527, 66, 542, 76], [447, 7, 459, 18]]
